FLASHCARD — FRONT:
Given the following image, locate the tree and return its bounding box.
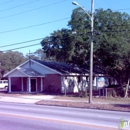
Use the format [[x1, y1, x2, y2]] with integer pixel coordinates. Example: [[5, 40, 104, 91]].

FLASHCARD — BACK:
[[41, 28, 90, 69], [41, 8, 130, 97], [93, 9, 130, 97], [34, 49, 48, 60], [25, 49, 48, 61], [0, 51, 26, 78], [41, 29, 76, 62]]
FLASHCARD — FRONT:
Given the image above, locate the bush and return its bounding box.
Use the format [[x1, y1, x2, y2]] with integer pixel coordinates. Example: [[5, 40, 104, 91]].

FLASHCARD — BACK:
[[128, 90, 130, 97], [79, 90, 88, 97], [107, 88, 125, 97], [112, 89, 117, 97]]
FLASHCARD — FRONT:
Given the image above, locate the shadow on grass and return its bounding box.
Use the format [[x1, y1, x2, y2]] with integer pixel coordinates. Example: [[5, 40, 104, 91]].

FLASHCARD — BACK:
[[113, 104, 130, 108], [0, 89, 8, 93], [42, 92, 80, 96]]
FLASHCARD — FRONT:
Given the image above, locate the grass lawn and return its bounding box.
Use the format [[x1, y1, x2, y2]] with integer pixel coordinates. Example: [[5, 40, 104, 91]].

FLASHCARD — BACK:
[[0, 90, 129, 112], [37, 94, 130, 112], [54, 95, 130, 104]]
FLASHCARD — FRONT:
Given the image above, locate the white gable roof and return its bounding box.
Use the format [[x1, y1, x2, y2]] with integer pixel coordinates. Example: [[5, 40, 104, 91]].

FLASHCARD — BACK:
[[4, 59, 62, 77], [8, 68, 28, 77]]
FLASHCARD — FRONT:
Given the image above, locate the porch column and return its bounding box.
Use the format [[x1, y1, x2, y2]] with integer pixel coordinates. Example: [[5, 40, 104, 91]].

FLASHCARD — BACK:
[[36, 79, 37, 92], [21, 77, 23, 91], [8, 77, 11, 92], [96, 77, 98, 89], [93, 77, 97, 89], [41, 77, 43, 92], [28, 77, 31, 93]]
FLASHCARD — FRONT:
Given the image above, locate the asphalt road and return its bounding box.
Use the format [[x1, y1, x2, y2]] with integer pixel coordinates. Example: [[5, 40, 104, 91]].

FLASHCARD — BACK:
[[0, 102, 129, 130]]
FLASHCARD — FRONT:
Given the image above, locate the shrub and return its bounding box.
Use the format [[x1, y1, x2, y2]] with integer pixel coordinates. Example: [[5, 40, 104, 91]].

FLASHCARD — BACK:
[[107, 87, 125, 97], [79, 90, 88, 97]]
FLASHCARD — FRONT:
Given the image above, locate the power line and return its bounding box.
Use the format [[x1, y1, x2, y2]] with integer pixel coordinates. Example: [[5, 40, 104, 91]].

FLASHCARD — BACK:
[[0, 0, 14, 6], [2, 28, 130, 52], [102, 29, 130, 33], [1, 34, 77, 52], [0, 0, 40, 13], [115, 8, 130, 11], [96, 0, 130, 12], [2, 34, 76, 52], [0, 16, 128, 35], [0, 17, 70, 34], [102, 0, 112, 8], [0, 0, 67, 20], [2, 43, 40, 52], [0, 15, 129, 35], [0, 38, 43, 48], [106, 0, 130, 11]]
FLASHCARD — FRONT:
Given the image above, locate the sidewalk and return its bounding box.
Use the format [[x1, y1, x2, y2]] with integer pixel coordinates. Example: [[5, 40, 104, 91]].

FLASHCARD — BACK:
[[0, 95, 55, 104], [0, 94, 89, 104]]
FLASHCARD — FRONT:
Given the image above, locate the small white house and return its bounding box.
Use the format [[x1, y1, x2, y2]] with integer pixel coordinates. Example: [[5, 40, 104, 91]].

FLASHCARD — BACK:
[[4, 59, 89, 93]]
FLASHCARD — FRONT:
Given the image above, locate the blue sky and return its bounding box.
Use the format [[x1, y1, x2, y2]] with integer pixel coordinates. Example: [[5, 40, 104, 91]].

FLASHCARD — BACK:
[[0, 0, 130, 56]]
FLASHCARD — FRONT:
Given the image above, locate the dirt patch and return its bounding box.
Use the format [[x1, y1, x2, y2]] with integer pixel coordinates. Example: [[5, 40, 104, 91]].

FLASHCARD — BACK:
[[54, 94, 130, 103], [36, 100, 130, 112], [36, 94, 130, 112]]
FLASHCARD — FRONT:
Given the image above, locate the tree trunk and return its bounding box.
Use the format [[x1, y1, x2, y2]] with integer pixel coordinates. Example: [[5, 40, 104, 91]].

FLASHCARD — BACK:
[[124, 78, 130, 98]]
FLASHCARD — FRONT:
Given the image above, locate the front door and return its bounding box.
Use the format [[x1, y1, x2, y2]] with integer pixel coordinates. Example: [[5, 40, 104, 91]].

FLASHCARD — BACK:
[[31, 79, 36, 92]]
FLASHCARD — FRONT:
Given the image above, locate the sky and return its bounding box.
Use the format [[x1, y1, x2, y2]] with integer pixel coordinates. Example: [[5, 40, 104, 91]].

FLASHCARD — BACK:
[[0, 0, 130, 56]]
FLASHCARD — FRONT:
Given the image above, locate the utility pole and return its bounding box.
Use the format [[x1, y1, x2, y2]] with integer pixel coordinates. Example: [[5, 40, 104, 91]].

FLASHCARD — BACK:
[[89, 0, 94, 103], [72, 0, 94, 103]]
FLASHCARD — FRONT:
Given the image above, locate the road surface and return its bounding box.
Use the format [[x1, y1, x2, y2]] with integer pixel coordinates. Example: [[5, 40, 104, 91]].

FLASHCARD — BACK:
[[0, 102, 129, 130]]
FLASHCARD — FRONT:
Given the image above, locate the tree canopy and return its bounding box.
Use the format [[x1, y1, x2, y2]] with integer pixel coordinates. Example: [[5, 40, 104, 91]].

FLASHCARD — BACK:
[[0, 51, 26, 79], [93, 9, 130, 85], [41, 8, 130, 88]]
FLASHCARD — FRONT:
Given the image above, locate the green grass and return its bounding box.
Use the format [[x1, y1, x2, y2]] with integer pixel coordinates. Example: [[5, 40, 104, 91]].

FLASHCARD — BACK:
[[54, 94, 130, 104]]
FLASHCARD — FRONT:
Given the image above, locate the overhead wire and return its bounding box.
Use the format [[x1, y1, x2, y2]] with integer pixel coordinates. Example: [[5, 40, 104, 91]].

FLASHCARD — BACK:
[[0, 0, 40, 13], [0, 0, 69, 52], [101, 29, 130, 33], [1, 0, 130, 52], [0, 0, 70, 52], [0, 17, 70, 34], [0, 0, 128, 35], [0, 0, 14, 6], [0, 0, 67, 20], [102, 0, 112, 9], [0, 38, 43, 48], [0, 17, 129, 35], [2, 27, 130, 52], [96, 0, 130, 11], [0, 0, 68, 51], [1, 33, 78, 52], [95, 0, 130, 30], [2, 43, 40, 52], [115, 8, 130, 11]]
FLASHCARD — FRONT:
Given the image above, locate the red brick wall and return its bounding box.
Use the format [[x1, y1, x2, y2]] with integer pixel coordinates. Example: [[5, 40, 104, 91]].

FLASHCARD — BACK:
[[37, 77, 41, 92], [10, 76, 61, 93], [11, 77, 21, 91], [23, 77, 27, 91], [44, 74, 61, 93]]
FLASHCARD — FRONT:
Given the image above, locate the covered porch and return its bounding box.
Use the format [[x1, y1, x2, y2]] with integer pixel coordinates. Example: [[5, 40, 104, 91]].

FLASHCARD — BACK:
[[8, 76, 44, 93], [7, 68, 45, 93]]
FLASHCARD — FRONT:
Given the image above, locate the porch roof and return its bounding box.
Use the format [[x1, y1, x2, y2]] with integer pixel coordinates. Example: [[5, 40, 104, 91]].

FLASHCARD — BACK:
[[33, 59, 83, 74], [18, 68, 44, 77]]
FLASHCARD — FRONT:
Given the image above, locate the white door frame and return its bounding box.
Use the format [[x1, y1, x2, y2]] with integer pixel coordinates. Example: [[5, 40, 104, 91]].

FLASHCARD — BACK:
[[30, 78, 37, 92]]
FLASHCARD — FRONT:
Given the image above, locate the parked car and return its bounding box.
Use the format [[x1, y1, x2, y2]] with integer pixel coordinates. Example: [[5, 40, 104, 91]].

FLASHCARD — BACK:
[[0, 80, 8, 89]]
